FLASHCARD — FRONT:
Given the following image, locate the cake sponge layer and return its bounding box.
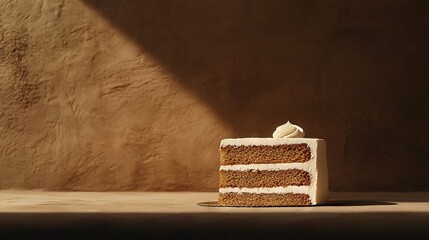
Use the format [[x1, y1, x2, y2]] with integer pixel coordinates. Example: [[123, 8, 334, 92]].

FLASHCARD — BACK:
[[220, 144, 311, 165], [220, 169, 311, 188], [219, 193, 311, 206]]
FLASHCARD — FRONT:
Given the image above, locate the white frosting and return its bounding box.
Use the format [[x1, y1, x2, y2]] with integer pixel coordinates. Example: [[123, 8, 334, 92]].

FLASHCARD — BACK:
[[272, 121, 305, 138], [219, 138, 329, 205], [220, 162, 312, 171], [219, 186, 309, 194], [220, 137, 320, 147]]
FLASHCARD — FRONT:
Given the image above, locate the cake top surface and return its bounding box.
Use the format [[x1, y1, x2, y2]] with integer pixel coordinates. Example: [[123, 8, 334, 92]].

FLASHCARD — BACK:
[[220, 122, 324, 147], [220, 137, 324, 147]]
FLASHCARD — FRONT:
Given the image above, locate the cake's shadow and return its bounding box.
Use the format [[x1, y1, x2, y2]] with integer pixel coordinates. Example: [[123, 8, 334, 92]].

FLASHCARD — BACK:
[[325, 200, 397, 206], [198, 200, 397, 207]]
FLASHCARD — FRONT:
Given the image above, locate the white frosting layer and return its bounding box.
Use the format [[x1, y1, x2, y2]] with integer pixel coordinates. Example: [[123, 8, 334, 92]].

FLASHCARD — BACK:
[[219, 138, 329, 205], [219, 186, 309, 194], [220, 137, 321, 147], [272, 121, 305, 138], [220, 162, 312, 171]]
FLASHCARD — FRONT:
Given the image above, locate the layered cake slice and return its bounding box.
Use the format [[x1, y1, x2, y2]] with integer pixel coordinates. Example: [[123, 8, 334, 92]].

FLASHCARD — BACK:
[[218, 122, 329, 206]]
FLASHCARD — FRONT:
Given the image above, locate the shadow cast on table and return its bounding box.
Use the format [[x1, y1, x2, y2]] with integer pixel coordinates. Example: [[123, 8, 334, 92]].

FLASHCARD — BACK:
[[0, 212, 428, 239], [199, 199, 398, 207], [325, 199, 397, 206], [329, 192, 429, 203]]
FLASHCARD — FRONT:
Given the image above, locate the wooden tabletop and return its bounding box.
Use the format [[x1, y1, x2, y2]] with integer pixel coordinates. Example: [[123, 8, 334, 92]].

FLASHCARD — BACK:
[[0, 191, 428, 239], [0, 191, 428, 213]]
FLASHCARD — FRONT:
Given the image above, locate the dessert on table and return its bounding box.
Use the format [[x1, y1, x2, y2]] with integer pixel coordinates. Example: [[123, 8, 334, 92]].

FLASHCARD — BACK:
[[218, 122, 329, 206]]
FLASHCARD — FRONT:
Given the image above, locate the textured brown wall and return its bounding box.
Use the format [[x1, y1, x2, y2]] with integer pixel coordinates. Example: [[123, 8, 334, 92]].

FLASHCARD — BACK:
[[0, 0, 428, 191]]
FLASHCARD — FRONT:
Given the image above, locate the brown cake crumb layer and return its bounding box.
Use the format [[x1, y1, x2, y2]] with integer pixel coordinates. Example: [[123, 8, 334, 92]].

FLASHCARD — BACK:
[[219, 169, 311, 188], [219, 193, 311, 206], [220, 144, 311, 165]]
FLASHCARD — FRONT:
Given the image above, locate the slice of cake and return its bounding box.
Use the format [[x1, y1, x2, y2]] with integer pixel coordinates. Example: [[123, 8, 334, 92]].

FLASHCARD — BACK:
[[218, 122, 329, 206]]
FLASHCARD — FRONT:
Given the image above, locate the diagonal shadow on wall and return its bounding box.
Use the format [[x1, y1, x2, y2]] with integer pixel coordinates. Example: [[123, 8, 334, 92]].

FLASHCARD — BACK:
[[81, 0, 429, 191]]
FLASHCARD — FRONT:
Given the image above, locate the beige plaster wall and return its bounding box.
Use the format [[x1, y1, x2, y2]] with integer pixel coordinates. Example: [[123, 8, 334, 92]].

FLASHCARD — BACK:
[[0, 0, 428, 191]]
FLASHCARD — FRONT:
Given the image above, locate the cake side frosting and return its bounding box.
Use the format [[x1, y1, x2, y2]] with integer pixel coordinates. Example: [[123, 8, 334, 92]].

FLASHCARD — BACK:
[[315, 139, 329, 204]]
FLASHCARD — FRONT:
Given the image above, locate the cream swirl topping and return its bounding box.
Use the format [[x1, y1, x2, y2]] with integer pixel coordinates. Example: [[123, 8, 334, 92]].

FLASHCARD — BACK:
[[272, 121, 305, 138]]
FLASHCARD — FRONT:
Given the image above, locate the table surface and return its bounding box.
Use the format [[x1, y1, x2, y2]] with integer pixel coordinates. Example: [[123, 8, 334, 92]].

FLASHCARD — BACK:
[[0, 191, 427, 213], [0, 191, 428, 239]]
